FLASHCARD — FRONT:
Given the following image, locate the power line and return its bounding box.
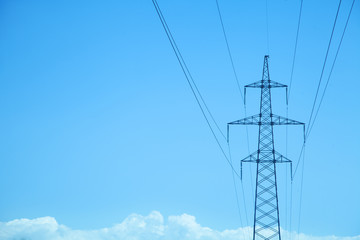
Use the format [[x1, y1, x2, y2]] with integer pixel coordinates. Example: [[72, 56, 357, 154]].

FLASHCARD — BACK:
[[152, 0, 240, 178], [292, 143, 305, 180], [215, 0, 244, 101], [294, 0, 342, 179], [244, 106, 255, 203], [305, 0, 342, 137], [215, 0, 255, 204], [288, 0, 304, 102], [283, 0, 304, 235], [265, 0, 270, 54], [307, 0, 356, 137], [296, 143, 306, 240], [293, 2, 355, 235], [213, 5, 252, 227], [285, 107, 289, 232], [153, 0, 227, 141], [228, 144, 251, 240], [289, 180, 293, 240], [293, 0, 355, 180]]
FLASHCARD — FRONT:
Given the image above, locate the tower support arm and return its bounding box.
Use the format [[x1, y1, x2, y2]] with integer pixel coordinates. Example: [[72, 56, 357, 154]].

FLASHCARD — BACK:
[[240, 150, 292, 180], [241, 150, 292, 163], [228, 114, 304, 126], [245, 80, 287, 89]]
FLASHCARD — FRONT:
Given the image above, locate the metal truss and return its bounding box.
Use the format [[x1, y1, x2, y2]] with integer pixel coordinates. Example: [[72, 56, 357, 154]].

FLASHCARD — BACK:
[[228, 114, 305, 127], [245, 80, 287, 89], [228, 56, 304, 240]]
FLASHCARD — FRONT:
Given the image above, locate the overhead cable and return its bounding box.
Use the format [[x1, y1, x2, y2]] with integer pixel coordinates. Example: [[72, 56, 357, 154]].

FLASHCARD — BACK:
[[288, 0, 304, 102], [215, 0, 244, 101], [153, 0, 227, 141], [215, 0, 255, 201], [307, 0, 356, 137], [265, 0, 270, 54], [305, 0, 342, 137], [228, 144, 251, 240], [296, 143, 306, 240], [152, 0, 240, 178], [293, 0, 355, 179]]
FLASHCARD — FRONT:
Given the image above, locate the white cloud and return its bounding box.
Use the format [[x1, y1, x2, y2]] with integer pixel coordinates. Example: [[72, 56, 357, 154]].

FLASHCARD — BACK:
[[0, 211, 358, 240]]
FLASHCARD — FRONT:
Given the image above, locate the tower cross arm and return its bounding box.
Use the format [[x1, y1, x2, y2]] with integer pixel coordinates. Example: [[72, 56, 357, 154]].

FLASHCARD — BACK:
[[245, 80, 287, 88], [240, 150, 292, 164], [270, 114, 304, 125], [228, 114, 304, 126], [228, 114, 261, 125], [240, 150, 293, 180]]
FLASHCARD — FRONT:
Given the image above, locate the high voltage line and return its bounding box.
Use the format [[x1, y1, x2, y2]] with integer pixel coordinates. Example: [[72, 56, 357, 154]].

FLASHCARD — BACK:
[[151, 0, 240, 178], [215, 0, 244, 101], [152, 2, 249, 238], [152, 0, 227, 142], [265, 0, 270, 54], [288, 0, 304, 102], [306, 0, 342, 138], [293, 0, 356, 180], [215, 1, 254, 236], [307, 0, 356, 138], [287, 0, 304, 235], [292, 0, 356, 238]]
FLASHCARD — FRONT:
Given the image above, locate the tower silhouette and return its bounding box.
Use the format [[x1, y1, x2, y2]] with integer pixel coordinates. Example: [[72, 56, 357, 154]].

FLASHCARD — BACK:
[[228, 56, 305, 240]]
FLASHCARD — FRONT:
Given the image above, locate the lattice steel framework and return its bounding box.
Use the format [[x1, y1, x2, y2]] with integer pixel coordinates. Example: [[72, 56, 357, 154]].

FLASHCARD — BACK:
[[228, 56, 304, 240]]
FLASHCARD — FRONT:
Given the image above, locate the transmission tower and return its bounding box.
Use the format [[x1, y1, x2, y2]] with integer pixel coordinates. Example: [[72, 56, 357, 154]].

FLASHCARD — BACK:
[[228, 56, 305, 240]]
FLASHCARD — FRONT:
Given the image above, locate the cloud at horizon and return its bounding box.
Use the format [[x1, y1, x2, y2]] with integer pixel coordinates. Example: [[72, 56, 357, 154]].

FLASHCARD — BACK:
[[0, 211, 358, 240]]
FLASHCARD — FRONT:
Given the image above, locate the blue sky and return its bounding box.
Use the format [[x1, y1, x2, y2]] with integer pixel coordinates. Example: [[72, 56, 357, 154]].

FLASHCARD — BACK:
[[0, 0, 359, 238]]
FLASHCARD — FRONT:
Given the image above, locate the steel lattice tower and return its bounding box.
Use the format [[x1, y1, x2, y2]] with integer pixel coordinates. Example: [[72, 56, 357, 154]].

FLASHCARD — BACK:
[[228, 56, 304, 240]]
